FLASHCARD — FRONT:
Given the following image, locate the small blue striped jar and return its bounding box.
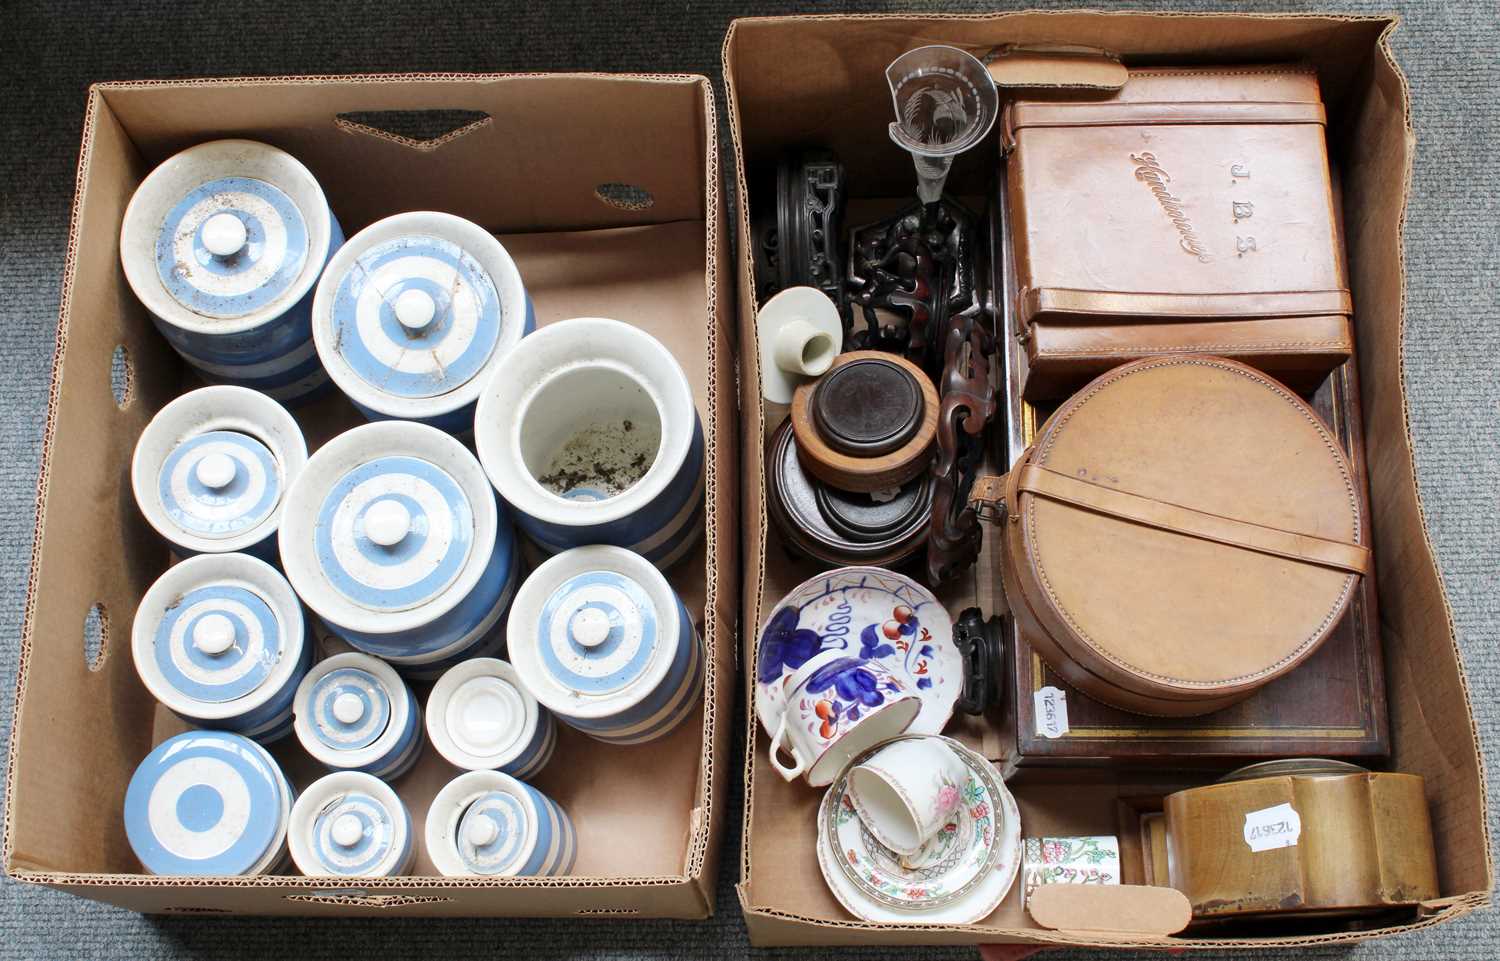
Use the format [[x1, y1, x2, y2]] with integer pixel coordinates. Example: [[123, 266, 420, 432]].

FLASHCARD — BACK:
[[130, 385, 307, 560], [475, 317, 705, 569], [426, 657, 556, 778], [507, 545, 703, 745], [131, 553, 310, 742], [425, 770, 576, 877], [292, 652, 423, 779], [311, 212, 533, 434], [288, 771, 413, 877], [124, 730, 293, 875], [279, 421, 520, 674], [120, 139, 343, 404]]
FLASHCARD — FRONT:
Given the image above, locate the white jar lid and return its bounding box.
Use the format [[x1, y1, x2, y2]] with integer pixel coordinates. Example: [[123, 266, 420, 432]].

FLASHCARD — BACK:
[[131, 553, 306, 723], [287, 771, 412, 877], [131, 385, 307, 554], [293, 652, 412, 770], [120, 139, 335, 333], [312, 212, 529, 419], [425, 657, 541, 771], [506, 545, 681, 720], [279, 421, 498, 635], [124, 730, 292, 875]]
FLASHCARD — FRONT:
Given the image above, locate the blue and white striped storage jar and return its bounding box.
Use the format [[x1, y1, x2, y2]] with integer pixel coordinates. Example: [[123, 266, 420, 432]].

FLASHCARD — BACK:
[[131, 553, 310, 742], [124, 730, 293, 875], [279, 420, 520, 674], [287, 771, 413, 877], [507, 545, 702, 745], [475, 317, 704, 569], [311, 212, 533, 434], [292, 652, 423, 780], [120, 139, 343, 404], [130, 385, 307, 560], [425, 770, 576, 877], [426, 657, 556, 778]]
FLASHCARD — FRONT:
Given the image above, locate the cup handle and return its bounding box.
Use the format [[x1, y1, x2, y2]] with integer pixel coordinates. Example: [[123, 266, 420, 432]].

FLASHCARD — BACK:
[[768, 716, 807, 782]]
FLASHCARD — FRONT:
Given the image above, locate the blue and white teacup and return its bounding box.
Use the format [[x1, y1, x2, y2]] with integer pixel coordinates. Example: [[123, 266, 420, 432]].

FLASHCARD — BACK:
[[474, 317, 704, 569], [506, 545, 702, 745], [131, 385, 307, 560], [288, 771, 413, 877], [279, 421, 520, 674], [120, 139, 343, 404], [311, 212, 533, 434], [426, 657, 556, 778], [124, 730, 293, 875], [425, 770, 576, 877], [293, 652, 423, 780], [131, 552, 310, 742]]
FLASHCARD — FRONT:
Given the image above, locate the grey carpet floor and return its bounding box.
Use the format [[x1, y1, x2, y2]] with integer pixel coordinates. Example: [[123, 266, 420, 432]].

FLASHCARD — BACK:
[[1, 0, 1496, 958]]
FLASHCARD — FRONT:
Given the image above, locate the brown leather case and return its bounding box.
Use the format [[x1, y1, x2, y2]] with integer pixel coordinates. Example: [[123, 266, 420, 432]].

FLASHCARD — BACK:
[[1004, 65, 1353, 401], [997, 355, 1368, 717]]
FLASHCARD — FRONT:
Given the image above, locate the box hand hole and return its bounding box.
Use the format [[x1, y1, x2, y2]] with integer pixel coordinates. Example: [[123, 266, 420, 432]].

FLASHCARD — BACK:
[[110, 345, 133, 408], [595, 183, 655, 211], [83, 602, 108, 671], [335, 110, 492, 150]]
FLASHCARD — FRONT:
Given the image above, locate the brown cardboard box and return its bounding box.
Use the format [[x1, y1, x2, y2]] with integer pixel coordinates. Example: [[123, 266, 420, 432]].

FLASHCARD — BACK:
[[3, 73, 736, 917], [725, 12, 1492, 947]]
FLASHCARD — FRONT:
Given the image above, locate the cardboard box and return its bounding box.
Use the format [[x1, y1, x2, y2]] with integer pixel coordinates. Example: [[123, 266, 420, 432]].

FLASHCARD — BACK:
[[725, 12, 1492, 947], [3, 73, 736, 917]]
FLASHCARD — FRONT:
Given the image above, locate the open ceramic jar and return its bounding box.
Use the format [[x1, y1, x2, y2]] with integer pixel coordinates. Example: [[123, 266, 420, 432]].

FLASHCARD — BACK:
[[474, 316, 704, 569]]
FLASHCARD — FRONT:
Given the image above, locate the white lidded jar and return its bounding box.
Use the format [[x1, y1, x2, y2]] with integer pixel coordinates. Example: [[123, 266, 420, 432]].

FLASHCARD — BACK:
[[131, 385, 306, 560], [288, 771, 414, 877], [506, 545, 702, 745], [123, 730, 293, 875], [279, 420, 520, 674], [425, 770, 575, 877], [312, 212, 533, 433], [131, 552, 310, 742], [293, 652, 423, 780], [426, 657, 556, 778], [120, 140, 343, 404]]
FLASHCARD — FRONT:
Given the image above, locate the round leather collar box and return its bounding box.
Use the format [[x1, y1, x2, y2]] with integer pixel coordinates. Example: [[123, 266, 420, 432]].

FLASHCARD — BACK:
[[1000, 355, 1370, 717]]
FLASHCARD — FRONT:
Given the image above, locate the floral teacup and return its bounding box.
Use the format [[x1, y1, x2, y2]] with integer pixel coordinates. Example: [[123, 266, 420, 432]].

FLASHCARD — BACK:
[[768, 649, 920, 787], [846, 735, 970, 856]]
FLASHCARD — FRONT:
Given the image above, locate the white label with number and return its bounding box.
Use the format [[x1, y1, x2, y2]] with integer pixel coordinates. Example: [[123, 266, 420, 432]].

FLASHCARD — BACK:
[[1243, 802, 1302, 852], [1033, 686, 1069, 739]]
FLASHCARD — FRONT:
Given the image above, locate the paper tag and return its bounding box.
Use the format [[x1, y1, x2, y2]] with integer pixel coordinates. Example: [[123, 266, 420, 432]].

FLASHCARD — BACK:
[[1243, 803, 1302, 852], [1033, 686, 1069, 738]]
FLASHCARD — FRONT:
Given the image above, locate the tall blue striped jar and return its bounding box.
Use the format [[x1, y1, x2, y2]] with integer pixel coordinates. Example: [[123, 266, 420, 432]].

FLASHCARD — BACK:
[[425, 770, 576, 877], [474, 317, 704, 570], [292, 652, 424, 780], [506, 545, 703, 745], [130, 385, 307, 561], [124, 730, 293, 876], [120, 140, 343, 404], [287, 772, 413, 877], [279, 421, 519, 675], [311, 212, 533, 434], [130, 553, 310, 742]]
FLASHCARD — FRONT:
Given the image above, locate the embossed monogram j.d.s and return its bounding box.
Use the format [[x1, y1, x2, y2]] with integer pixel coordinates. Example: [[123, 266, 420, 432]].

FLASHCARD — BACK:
[[1129, 152, 1212, 263]]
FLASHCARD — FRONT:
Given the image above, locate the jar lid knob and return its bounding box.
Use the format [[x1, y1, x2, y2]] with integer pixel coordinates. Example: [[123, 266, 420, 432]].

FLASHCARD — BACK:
[[330, 814, 364, 848], [201, 212, 249, 258], [191, 613, 236, 656], [364, 499, 412, 547], [194, 452, 238, 490]]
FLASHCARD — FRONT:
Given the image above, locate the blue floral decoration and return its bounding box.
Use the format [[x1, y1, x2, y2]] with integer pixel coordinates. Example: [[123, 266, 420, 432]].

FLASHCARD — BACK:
[[805, 656, 887, 725], [859, 624, 895, 661], [757, 606, 821, 684]]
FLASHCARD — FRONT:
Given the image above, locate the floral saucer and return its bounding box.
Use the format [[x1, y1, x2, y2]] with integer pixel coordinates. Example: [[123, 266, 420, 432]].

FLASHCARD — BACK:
[[756, 567, 961, 739], [815, 735, 1021, 923]]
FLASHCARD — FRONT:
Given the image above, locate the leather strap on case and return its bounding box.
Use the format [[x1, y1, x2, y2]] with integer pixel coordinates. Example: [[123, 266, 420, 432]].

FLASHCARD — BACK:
[[1022, 287, 1354, 323], [1017, 464, 1370, 575], [1009, 99, 1327, 130]]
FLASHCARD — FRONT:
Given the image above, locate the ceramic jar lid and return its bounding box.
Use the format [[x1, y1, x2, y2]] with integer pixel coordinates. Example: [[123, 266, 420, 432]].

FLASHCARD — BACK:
[[288, 771, 412, 877], [1001, 354, 1368, 716], [312, 212, 530, 420], [131, 385, 307, 554], [279, 421, 498, 635], [131, 553, 306, 728], [124, 730, 292, 875], [293, 652, 415, 773], [120, 139, 336, 332], [507, 545, 684, 724], [425, 770, 576, 877], [426, 658, 556, 777]]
